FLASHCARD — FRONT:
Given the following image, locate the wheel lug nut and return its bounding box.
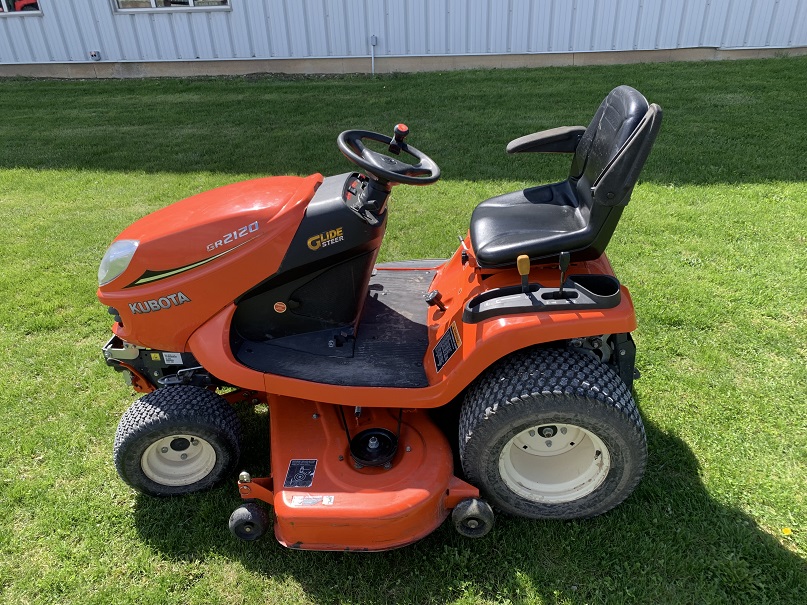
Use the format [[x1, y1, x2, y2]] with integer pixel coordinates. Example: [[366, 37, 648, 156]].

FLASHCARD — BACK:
[[180, 453, 188, 460], [528, 429, 536, 437], [161, 447, 168, 453], [545, 440, 552, 447], [560, 427, 567, 435]]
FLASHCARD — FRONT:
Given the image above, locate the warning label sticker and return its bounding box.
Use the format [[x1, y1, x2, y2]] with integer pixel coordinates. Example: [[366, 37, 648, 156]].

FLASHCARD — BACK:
[[283, 459, 317, 488], [290, 495, 335, 507], [433, 321, 462, 372], [162, 352, 183, 365]]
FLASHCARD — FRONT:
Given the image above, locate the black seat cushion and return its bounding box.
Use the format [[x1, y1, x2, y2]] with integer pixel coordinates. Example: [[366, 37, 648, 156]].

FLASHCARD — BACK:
[[470, 85, 660, 268], [470, 181, 592, 265]]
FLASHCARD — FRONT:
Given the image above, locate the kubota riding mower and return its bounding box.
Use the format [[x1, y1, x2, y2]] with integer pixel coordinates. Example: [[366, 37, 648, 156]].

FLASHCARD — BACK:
[[97, 85, 662, 551]]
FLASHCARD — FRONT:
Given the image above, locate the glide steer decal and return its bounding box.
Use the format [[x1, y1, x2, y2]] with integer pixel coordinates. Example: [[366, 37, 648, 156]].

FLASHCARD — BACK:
[[129, 292, 191, 314], [307, 227, 344, 251]]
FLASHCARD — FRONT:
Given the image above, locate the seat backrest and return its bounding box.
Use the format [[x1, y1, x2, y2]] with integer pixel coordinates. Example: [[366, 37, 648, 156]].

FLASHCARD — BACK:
[[568, 85, 662, 259]]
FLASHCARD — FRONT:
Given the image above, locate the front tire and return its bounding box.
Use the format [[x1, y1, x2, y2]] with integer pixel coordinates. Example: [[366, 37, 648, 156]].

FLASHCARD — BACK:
[[459, 348, 646, 519], [113, 386, 241, 496]]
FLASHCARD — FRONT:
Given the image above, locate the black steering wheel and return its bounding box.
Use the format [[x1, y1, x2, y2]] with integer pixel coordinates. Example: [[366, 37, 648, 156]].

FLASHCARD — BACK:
[[337, 126, 441, 186]]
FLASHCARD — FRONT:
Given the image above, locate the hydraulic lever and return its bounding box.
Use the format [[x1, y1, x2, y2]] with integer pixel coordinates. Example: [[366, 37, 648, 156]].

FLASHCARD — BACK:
[[558, 251, 571, 297]]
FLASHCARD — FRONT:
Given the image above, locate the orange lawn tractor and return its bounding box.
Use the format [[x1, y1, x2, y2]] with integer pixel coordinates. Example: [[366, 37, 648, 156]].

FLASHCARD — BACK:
[[97, 85, 662, 550]]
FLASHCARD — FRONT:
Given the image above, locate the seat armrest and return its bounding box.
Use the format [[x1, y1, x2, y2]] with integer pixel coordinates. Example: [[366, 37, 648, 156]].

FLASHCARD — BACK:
[[506, 126, 587, 154]]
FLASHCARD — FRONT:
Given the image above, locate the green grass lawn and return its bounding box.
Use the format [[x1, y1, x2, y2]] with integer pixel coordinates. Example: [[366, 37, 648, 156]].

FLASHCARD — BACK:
[[0, 57, 805, 605]]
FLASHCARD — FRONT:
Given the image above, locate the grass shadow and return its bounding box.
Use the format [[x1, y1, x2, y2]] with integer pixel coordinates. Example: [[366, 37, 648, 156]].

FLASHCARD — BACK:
[[1, 56, 806, 186], [132, 412, 806, 604]]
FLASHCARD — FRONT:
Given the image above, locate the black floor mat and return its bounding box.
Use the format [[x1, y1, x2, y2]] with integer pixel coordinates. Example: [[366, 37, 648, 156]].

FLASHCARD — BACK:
[[234, 269, 435, 388]]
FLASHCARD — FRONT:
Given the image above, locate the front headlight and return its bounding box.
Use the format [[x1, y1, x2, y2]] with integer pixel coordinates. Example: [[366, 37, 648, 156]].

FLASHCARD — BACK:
[[98, 239, 139, 286]]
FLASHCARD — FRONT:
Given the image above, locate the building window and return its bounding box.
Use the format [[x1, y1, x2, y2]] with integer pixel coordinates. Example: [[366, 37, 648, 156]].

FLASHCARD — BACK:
[[115, 0, 229, 9], [0, 0, 41, 13]]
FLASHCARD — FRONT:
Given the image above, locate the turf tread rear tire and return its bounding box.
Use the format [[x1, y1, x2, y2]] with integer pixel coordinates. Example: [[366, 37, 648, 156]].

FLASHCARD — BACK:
[[459, 347, 646, 519], [114, 386, 241, 497]]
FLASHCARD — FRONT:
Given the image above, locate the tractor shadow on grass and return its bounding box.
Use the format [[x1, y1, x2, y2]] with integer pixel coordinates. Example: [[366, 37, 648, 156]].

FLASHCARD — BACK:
[[132, 405, 806, 604]]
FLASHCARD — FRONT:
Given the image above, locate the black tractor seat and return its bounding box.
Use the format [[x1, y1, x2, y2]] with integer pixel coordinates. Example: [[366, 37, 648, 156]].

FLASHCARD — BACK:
[[470, 85, 662, 268]]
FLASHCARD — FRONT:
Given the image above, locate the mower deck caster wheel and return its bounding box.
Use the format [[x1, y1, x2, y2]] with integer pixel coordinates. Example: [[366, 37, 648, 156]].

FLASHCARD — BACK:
[[452, 498, 494, 538], [229, 503, 271, 541]]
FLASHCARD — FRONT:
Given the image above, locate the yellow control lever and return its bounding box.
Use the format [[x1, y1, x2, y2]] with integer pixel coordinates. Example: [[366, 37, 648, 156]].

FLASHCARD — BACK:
[[517, 255, 530, 293]]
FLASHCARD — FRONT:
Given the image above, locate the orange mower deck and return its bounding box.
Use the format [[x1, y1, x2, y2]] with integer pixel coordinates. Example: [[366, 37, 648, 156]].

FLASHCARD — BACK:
[[237, 398, 478, 551]]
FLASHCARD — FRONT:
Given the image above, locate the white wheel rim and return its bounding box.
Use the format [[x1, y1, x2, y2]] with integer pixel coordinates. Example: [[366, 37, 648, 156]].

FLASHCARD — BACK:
[[141, 434, 216, 487], [499, 424, 611, 504]]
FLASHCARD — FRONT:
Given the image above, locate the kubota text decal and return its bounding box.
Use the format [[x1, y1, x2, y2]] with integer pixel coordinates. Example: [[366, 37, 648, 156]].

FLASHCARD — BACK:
[[128, 292, 191, 314]]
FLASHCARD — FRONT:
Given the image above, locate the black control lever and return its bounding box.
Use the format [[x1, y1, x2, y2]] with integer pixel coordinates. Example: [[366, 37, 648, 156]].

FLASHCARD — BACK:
[[558, 251, 571, 297], [388, 123, 409, 155]]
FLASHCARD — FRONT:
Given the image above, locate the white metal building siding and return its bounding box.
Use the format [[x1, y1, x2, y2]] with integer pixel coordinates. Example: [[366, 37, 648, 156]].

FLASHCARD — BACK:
[[0, 0, 805, 65]]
